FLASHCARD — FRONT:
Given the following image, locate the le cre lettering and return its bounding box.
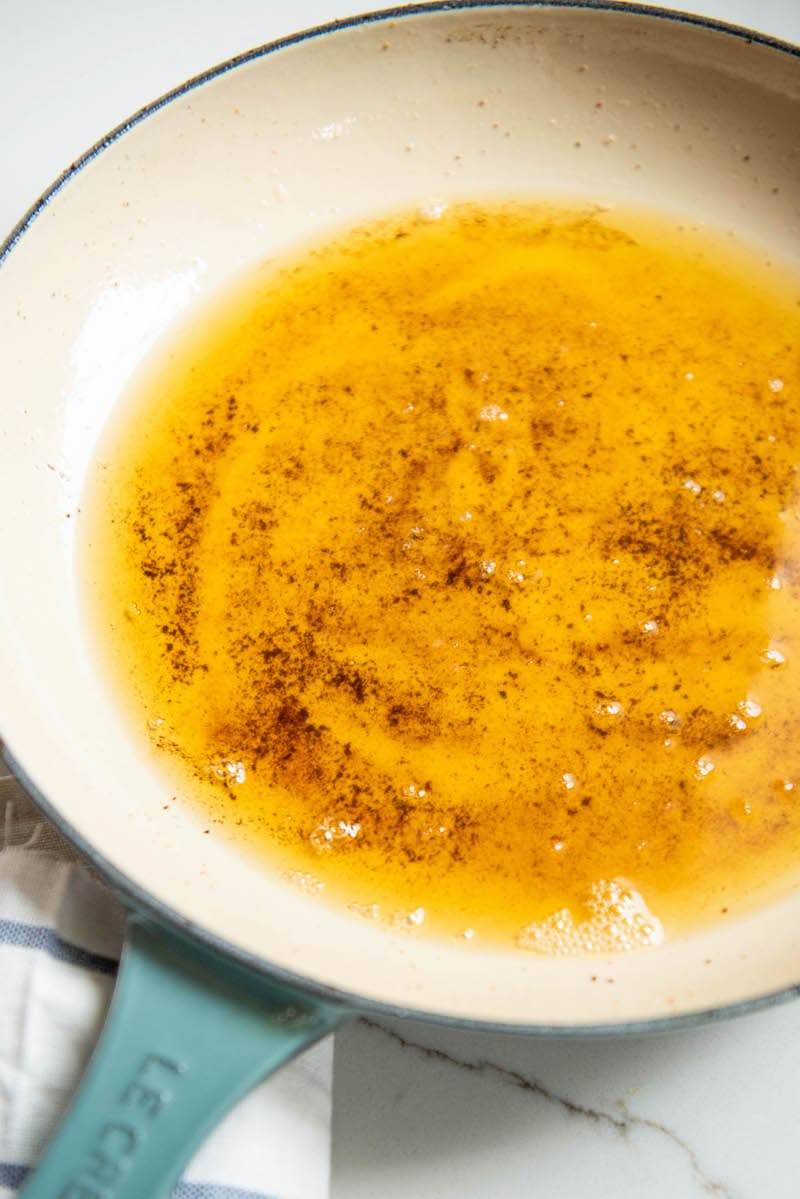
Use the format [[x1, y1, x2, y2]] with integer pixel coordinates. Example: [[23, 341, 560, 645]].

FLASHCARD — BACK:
[[60, 1053, 185, 1198]]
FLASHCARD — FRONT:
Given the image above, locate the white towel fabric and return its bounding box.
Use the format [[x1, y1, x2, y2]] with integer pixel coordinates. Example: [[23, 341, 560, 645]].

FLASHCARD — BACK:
[[0, 772, 334, 1199]]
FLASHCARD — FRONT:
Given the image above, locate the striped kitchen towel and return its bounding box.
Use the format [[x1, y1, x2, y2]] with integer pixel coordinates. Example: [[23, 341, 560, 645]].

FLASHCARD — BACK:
[[0, 772, 334, 1199]]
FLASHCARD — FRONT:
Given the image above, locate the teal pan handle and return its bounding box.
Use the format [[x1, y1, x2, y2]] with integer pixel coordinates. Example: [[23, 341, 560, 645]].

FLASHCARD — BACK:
[[19, 914, 352, 1199]]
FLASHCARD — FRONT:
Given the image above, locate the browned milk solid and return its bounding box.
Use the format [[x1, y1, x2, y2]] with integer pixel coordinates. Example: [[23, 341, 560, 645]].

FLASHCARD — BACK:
[[85, 203, 800, 950]]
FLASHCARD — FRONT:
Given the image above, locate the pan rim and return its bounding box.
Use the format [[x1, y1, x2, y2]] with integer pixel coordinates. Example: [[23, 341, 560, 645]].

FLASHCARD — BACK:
[[1, 0, 799, 273], [2, 0, 800, 1036]]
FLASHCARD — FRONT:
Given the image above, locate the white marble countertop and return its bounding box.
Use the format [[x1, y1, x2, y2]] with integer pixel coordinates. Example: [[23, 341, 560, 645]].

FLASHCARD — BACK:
[[3, 2, 800, 1196], [332, 1001, 800, 1199]]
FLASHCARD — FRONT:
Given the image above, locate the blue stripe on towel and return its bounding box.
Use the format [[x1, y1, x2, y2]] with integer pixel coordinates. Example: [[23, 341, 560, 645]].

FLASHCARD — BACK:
[[0, 919, 118, 977], [0, 1163, 276, 1199], [174, 1184, 278, 1198], [0, 1163, 27, 1188]]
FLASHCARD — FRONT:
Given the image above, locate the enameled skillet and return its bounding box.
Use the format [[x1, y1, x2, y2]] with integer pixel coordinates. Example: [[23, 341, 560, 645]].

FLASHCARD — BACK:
[[1, 5, 798, 1194]]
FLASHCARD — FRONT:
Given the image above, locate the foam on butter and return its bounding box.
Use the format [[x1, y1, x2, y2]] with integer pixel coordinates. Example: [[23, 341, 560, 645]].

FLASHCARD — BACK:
[[517, 879, 664, 955]]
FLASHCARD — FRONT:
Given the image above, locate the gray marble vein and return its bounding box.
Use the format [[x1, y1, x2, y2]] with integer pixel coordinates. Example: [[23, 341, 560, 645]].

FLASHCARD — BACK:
[[358, 1018, 737, 1199]]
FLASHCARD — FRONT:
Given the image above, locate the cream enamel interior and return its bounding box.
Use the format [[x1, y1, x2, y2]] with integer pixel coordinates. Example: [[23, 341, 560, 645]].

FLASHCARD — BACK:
[[1, 4, 799, 1027]]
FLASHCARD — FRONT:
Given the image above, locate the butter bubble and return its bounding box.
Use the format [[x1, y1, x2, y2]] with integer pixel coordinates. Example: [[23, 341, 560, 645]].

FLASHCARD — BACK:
[[517, 879, 663, 955]]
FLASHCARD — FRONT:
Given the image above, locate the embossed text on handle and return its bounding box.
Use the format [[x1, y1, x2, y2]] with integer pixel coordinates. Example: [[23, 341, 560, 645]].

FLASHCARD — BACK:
[[59, 1053, 185, 1198]]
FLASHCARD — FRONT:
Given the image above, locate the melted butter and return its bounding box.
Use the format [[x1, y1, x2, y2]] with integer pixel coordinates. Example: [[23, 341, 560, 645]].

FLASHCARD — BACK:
[[84, 201, 800, 950]]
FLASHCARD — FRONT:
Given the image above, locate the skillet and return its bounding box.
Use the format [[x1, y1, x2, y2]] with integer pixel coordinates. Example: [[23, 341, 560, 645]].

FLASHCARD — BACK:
[[1, 4, 799, 1194]]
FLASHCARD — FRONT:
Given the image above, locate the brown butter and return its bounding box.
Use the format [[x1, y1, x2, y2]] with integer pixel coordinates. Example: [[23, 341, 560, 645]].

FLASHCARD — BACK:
[[87, 202, 800, 945]]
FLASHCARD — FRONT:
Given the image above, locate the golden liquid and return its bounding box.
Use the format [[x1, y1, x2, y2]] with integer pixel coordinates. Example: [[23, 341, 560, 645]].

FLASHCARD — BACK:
[[85, 202, 800, 950]]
